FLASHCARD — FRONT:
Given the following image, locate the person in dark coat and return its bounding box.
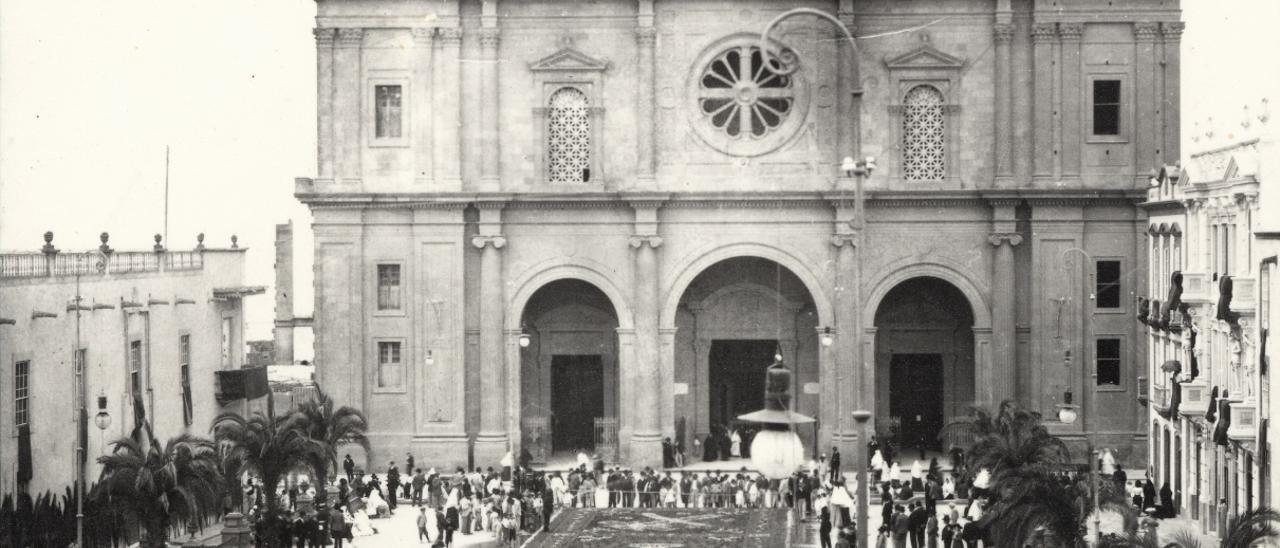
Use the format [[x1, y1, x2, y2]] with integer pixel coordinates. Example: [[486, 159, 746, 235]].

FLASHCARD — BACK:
[[445, 504, 460, 547], [829, 447, 842, 485], [542, 486, 555, 531], [1142, 477, 1158, 511], [343, 454, 356, 483], [1159, 482, 1175, 518], [387, 462, 401, 511], [908, 502, 928, 548], [891, 506, 910, 548], [434, 506, 449, 547], [703, 431, 719, 462], [819, 504, 832, 548], [662, 437, 675, 469]]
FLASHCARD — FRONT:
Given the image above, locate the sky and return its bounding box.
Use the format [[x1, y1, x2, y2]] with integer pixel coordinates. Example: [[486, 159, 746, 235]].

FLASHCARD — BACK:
[[1, 0, 1277, 351]]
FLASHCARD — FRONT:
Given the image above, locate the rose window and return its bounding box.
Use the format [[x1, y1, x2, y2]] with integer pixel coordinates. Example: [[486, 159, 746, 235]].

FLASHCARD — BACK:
[[698, 46, 794, 139], [902, 85, 946, 181]]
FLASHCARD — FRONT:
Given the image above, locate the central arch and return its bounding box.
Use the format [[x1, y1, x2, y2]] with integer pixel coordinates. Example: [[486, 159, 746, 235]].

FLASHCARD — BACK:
[[661, 242, 832, 330]]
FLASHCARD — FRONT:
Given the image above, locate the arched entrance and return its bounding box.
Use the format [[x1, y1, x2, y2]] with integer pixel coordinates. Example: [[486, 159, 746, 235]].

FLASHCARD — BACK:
[[873, 276, 975, 454], [672, 257, 820, 462], [518, 279, 620, 464]]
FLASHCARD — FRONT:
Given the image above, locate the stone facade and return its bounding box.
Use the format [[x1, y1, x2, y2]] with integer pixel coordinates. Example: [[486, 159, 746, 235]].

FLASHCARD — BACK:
[[0, 235, 260, 495], [1141, 117, 1279, 534], [298, 0, 1182, 470]]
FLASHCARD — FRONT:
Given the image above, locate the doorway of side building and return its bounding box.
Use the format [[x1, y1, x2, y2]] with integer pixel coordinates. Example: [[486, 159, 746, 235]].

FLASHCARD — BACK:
[[889, 354, 945, 452], [550, 354, 604, 452], [709, 340, 777, 431]]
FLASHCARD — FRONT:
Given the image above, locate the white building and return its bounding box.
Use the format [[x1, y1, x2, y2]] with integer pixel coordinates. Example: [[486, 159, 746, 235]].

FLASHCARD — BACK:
[[1142, 106, 1279, 535]]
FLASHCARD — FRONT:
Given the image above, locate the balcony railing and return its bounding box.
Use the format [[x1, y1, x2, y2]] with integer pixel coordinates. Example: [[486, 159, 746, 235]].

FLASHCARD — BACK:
[[1230, 277, 1256, 314], [1183, 272, 1212, 304], [1, 250, 204, 280], [1153, 384, 1171, 412], [1180, 379, 1210, 417], [1228, 399, 1258, 442]]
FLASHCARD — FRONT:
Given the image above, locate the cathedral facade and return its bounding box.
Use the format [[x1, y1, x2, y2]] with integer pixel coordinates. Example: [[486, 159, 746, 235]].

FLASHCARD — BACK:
[[297, 0, 1182, 469]]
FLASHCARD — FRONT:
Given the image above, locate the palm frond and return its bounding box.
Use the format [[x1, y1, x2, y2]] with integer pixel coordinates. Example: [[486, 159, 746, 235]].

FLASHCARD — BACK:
[[1222, 506, 1280, 548]]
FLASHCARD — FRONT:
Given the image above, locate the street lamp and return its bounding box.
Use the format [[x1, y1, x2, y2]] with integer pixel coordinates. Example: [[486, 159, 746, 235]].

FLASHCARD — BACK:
[[819, 327, 835, 347], [739, 356, 815, 479], [95, 394, 112, 431], [1059, 245, 1102, 544], [851, 410, 873, 548]]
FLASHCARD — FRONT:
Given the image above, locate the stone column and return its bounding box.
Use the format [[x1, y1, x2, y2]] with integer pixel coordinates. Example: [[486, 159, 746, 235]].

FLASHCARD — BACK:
[[629, 199, 664, 468], [335, 28, 364, 185], [988, 229, 1022, 405], [472, 202, 508, 465], [1161, 22, 1184, 164], [411, 27, 434, 186], [830, 229, 860, 460], [479, 28, 501, 191], [635, 27, 657, 187], [1031, 23, 1056, 184], [314, 28, 336, 185], [1059, 23, 1083, 184], [1135, 22, 1160, 182], [434, 28, 463, 190], [993, 23, 1015, 186]]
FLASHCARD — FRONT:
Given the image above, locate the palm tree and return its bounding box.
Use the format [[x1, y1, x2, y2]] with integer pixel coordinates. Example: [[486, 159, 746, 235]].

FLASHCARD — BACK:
[[979, 465, 1083, 547], [1221, 507, 1280, 548], [211, 412, 319, 513], [965, 400, 1071, 477], [92, 432, 223, 548], [293, 388, 370, 504]]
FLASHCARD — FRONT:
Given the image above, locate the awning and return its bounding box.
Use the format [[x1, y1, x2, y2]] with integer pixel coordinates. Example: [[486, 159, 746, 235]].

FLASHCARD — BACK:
[[212, 286, 266, 301], [1161, 360, 1182, 373], [216, 366, 270, 402]]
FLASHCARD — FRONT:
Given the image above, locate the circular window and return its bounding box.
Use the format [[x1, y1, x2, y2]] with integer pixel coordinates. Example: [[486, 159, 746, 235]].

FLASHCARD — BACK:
[[688, 36, 809, 157]]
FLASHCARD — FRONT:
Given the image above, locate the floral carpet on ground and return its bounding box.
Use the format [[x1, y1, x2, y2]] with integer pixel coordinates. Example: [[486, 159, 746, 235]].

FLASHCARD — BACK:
[[524, 507, 789, 548]]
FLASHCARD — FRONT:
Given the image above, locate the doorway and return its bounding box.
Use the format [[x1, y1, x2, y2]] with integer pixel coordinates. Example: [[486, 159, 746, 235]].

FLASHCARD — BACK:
[[708, 340, 777, 429], [550, 355, 604, 452], [889, 353, 945, 452]]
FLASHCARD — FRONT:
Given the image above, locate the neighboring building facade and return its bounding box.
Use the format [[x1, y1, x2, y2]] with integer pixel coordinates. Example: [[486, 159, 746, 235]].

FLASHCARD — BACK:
[[1142, 114, 1278, 535], [0, 233, 262, 496], [298, 0, 1182, 469]]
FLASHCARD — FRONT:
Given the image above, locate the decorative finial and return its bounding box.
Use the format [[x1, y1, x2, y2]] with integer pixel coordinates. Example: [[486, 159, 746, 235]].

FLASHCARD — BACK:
[[1242, 105, 1252, 129], [153, 234, 165, 253], [1259, 98, 1270, 124], [41, 231, 58, 255], [99, 232, 113, 255], [231, 234, 239, 248], [1205, 117, 1215, 139], [196, 232, 206, 251]]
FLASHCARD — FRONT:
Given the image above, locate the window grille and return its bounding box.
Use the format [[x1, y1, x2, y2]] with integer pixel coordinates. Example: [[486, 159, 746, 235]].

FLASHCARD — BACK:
[[902, 85, 946, 181], [547, 87, 591, 183]]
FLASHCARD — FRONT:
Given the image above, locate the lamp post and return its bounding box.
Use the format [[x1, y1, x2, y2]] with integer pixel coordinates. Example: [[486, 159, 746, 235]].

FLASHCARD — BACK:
[[1056, 247, 1101, 545], [739, 355, 814, 542], [851, 410, 873, 548]]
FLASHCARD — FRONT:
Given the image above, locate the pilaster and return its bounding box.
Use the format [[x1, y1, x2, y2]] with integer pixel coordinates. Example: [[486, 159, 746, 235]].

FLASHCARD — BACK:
[[635, 27, 657, 188], [1031, 23, 1056, 184], [628, 199, 664, 468], [314, 28, 337, 185], [1161, 22, 1184, 164], [472, 201, 508, 465], [1135, 22, 1161, 183], [829, 225, 860, 453], [988, 221, 1023, 406], [335, 28, 364, 186], [479, 28, 502, 191], [1059, 23, 1083, 184], [993, 23, 1015, 186], [411, 28, 435, 187], [434, 28, 463, 190]]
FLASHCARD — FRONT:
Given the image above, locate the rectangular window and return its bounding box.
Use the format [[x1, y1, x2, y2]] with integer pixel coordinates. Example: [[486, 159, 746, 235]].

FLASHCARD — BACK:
[[130, 341, 143, 397], [377, 341, 403, 389], [1092, 80, 1122, 136], [377, 264, 402, 311], [375, 85, 402, 139], [75, 349, 86, 411], [180, 334, 193, 426], [1096, 260, 1122, 309], [15, 360, 30, 428], [1097, 338, 1122, 386]]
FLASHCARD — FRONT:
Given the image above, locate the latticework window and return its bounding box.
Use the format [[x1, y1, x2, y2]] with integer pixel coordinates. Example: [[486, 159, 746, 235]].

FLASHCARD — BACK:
[[547, 87, 591, 183], [698, 46, 793, 139], [902, 85, 946, 181]]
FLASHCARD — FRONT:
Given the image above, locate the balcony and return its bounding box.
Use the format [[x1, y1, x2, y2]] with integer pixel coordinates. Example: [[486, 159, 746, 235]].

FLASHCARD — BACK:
[[1227, 399, 1258, 443], [1183, 272, 1212, 304], [1179, 379, 1210, 417], [1153, 384, 1171, 413], [1168, 308, 1186, 332], [1230, 277, 1256, 314]]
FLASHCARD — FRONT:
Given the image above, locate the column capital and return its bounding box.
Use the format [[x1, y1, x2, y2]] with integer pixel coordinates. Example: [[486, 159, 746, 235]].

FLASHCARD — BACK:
[[1134, 22, 1161, 42], [1031, 23, 1057, 43], [988, 232, 1023, 247], [830, 232, 859, 248], [1058, 23, 1084, 42], [993, 23, 1016, 43], [471, 235, 507, 249], [478, 27, 501, 48], [1161, 21, 1186, 41], [629, 234, 663, 249], [635, 26, 658, 47], [411, 27, 435, 46], [314, 27, 336, 47], [336, 28, 364, 48], [437, 27, 463, 45]]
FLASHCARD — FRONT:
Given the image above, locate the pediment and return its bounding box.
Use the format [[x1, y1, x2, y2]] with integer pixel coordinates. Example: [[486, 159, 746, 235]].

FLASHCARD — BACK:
[[529, 47, 610, 73], [884, 45, 965, 70]]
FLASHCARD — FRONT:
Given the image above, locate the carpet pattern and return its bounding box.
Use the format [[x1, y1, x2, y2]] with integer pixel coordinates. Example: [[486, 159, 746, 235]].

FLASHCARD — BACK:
[[524, 508, 790, 548]]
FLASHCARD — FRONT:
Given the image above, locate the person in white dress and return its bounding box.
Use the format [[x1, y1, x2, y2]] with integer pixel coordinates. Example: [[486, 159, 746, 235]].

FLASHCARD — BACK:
[[910, 460, 924, 491], [942, 474, 956, 498], [366, 490, 389, 518], [889, 462, 902, 486], [350, 506, 376, 537], [729, 429, 742, 458]]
